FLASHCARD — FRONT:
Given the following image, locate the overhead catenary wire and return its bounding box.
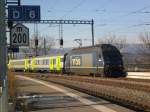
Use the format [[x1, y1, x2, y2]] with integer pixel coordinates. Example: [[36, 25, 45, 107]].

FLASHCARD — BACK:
[[61, 0, 87, 19], [39, 0, 87, 34], [36, 1, 150, 45], [95, 4, 150, 35]]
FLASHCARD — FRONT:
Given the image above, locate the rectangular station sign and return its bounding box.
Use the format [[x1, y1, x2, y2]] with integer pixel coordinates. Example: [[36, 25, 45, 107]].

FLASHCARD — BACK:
[[8, 5, 40, 21]]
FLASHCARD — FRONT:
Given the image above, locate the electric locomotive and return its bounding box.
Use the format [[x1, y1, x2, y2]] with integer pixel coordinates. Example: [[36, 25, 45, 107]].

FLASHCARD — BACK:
[[64, 44, 126, 77]]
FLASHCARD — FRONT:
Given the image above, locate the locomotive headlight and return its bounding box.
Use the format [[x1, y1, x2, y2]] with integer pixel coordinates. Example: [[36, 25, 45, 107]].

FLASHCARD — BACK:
[[98, 59, 102, 61]]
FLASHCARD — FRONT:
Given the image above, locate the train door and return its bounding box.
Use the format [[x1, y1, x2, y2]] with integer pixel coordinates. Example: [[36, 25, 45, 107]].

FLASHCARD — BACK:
[[24, 58, 29, 72], [56, 55, 61, 72], [64, 53, 70, 73], [31, 57, 35, 71], [49, 56, 54, 72], [97, 47, 104, 76]]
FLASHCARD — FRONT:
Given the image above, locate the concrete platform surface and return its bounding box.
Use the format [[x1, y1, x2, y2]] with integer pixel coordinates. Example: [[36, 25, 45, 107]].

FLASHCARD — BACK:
[[15, 75, 135, 112], [127, 72, 150, 79]]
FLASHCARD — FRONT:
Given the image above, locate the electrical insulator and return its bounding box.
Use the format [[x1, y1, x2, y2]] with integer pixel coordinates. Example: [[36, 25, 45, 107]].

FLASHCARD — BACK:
[[60, 38, 63, 46], [35, 39, 38, 46]]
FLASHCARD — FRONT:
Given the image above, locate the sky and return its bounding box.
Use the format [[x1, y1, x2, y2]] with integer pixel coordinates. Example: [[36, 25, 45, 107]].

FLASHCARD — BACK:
[[21, 0, 150, 48]]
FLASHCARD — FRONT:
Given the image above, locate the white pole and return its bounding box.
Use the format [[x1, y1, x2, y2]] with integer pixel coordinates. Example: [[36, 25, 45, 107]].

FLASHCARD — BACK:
[[0, 0, 8, 111]]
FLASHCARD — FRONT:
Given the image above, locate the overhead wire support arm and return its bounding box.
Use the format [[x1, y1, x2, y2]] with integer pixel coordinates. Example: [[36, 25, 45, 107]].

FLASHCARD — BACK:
[[12, 19, 95, 46], [12, 19, 93, 24]]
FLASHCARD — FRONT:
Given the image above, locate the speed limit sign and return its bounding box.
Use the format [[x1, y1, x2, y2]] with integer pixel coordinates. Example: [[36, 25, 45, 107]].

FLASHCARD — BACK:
[[10, 23, 29, 46]]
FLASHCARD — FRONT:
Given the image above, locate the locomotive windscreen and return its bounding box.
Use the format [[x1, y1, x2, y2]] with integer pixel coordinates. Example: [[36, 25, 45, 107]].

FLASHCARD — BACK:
[[101, 44, 123, 65]]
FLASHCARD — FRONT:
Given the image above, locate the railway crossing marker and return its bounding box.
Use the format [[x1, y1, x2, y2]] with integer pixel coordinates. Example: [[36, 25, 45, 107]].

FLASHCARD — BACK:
[[10, 23, 29, 46]]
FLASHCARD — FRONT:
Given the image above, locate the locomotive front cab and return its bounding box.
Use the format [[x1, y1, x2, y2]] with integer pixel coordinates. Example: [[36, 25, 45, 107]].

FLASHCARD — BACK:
[[101, 44, 126, 77]]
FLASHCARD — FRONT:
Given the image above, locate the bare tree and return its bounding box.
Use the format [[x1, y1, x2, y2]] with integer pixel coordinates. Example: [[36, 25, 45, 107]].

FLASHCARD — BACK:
[[39, 35, 56, 55], [97, 34, 126, 51], [20, 47, 29, 57], [139, 32, 150, 62], [21, 34, 56, 56]]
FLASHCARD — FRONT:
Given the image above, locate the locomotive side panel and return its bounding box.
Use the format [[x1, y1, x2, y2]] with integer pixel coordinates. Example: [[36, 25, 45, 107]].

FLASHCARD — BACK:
[[69, 53, 96, 75], [65, 47, 104, 75]]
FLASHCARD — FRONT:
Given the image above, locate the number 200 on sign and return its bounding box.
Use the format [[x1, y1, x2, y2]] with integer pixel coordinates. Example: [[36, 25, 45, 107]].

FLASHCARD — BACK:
[[12, 33, 28, 45], [12, 33, 27, 44]]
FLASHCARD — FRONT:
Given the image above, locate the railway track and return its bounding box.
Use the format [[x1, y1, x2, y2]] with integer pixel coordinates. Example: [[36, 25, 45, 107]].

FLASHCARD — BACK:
[[14, 72, 150, 111], [15, 72, 150, 82], [14, 72, 150, 92]]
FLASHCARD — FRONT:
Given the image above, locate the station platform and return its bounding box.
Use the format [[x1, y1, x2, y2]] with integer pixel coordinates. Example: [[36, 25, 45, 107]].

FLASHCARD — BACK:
[[14, 75, 135, 112], [127, 72, 150, 79]]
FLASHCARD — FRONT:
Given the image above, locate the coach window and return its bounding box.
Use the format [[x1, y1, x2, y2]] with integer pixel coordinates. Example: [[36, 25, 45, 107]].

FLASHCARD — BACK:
[[19, 61, 21, 65], [20, 61, 23, 65], [45, 60, 47, 65], [44, 60, 46, 65], [43, 60, 45, 65], [46, 60, 49, 65], [39, 60, 42, 65], [53, 59, 56, 64], [36, 60, 38, 65]]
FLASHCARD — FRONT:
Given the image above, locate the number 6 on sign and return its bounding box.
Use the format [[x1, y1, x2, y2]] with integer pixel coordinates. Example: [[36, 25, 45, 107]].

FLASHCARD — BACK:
[[10, 23, 29, 46], [29, 10, 36, 19]]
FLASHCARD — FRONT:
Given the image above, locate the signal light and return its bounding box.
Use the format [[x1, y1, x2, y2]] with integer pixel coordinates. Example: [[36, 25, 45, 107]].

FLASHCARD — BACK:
[[60, 38, 63, 46], [35, 39, 38, 46]]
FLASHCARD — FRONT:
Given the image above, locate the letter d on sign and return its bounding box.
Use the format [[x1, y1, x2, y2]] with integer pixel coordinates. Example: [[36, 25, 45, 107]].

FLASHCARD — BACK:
[[13, 10, 20, 19]]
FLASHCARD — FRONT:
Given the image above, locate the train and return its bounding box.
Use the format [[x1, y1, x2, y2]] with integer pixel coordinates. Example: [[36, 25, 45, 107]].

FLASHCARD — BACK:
[[8, 44, 127, 77]]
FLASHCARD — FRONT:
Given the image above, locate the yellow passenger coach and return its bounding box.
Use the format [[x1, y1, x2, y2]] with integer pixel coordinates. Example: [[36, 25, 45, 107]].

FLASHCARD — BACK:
[[8, 55, 64, 73]]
